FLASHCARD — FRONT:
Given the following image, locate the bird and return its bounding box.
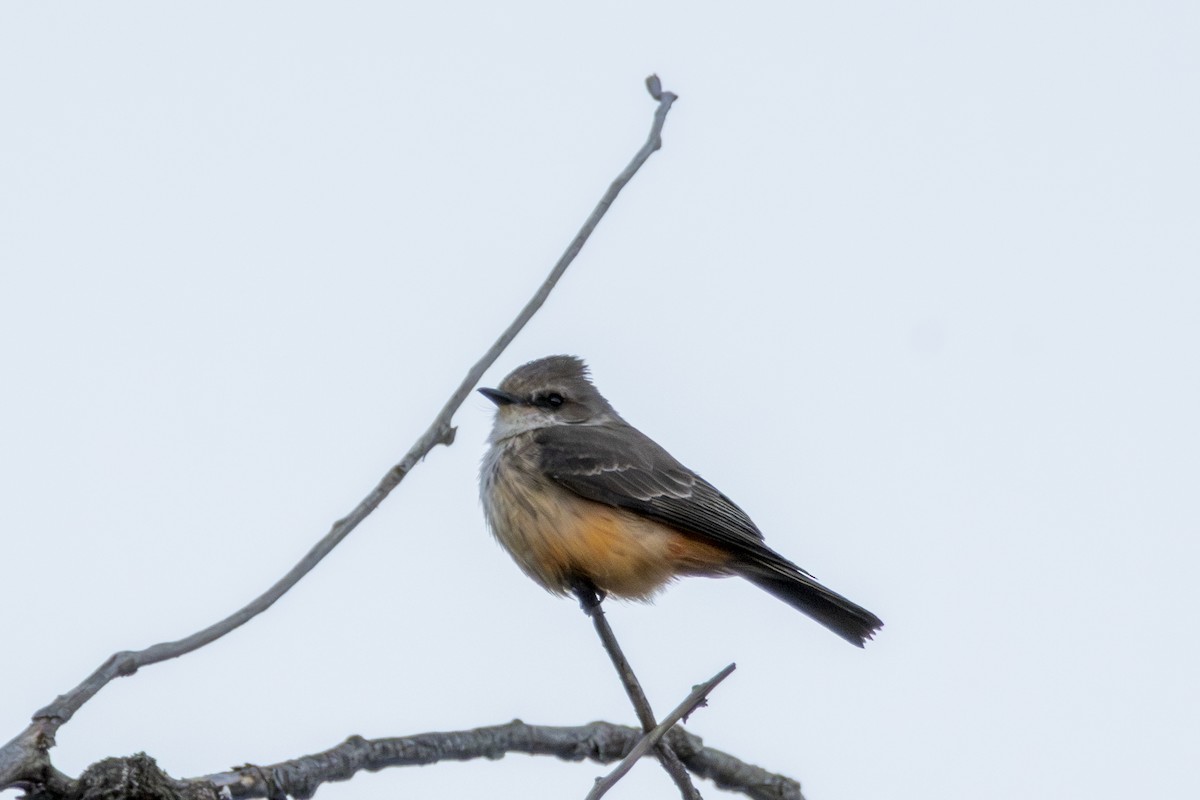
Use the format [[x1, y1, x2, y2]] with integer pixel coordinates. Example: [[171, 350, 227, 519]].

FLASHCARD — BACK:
[[478, 355, 883, 647]]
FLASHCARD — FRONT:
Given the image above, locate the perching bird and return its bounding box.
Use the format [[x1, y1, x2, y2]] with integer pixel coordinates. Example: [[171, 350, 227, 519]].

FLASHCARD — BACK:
[[478, 355, 882, 647]]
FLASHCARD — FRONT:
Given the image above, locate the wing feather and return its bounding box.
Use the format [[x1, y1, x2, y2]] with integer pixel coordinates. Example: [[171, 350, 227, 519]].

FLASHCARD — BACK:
[[533, 423, 790, 564], [533, 422, 882, 646]]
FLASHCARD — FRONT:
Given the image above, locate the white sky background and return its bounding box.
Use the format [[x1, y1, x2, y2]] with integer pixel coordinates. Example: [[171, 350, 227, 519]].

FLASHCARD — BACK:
[[2, 3, 1198, 799]]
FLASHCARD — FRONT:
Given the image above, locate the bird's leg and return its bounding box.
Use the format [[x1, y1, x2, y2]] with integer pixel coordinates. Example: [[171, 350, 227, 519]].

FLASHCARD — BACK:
[[568, 574, 607, 616]]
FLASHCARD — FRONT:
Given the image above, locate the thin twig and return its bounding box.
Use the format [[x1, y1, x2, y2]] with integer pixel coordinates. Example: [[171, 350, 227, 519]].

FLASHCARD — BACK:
[[586, 663, 736, 800], [587, 603, 657, 731], [586, 602, 703, 800], [0, 76, 678, 792]]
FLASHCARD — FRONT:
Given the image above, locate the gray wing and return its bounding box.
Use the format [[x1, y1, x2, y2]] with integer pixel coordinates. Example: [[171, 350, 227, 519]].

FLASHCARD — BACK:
[[535, 421, 882, 646], [533, 422, 797, 565]]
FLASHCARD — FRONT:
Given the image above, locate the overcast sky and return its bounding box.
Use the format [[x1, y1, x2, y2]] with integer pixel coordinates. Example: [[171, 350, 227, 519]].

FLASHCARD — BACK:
[[2, 3, 1198, 800]]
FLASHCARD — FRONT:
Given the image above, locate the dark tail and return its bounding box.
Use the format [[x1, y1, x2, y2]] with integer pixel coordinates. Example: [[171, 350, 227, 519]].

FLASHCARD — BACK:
[[738, 566, 883, 647]]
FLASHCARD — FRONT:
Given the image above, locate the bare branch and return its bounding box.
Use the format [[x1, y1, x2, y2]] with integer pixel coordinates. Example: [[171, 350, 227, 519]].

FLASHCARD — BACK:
[[586, 664, 737, 800], [199, 721, 803, 800], [0, 76, 678, 792], [578, 592, 701, 800]]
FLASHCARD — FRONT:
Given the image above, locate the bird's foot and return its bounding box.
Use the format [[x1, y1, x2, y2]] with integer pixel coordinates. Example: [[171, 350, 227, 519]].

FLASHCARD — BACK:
[[569, 576, 606, 616]]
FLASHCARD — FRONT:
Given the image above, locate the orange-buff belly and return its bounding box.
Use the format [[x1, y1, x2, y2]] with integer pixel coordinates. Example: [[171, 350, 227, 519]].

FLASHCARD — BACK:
[[485, 477, 731, 600]]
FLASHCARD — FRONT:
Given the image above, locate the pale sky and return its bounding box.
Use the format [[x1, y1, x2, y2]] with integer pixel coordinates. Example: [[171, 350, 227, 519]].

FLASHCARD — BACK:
[[2, 3, 1198, 799]]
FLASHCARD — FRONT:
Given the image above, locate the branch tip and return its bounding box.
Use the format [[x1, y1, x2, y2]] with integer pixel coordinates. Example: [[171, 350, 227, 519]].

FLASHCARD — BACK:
[[645, 74, 663, 100]]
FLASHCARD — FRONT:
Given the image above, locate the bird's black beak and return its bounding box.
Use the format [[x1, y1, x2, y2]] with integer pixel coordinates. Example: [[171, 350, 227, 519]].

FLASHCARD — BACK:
[[478, 387, 521, 407]]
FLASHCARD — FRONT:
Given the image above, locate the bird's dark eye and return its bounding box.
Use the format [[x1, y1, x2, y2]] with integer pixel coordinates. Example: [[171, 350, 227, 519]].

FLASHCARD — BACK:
[[536, 392, 565, 408]]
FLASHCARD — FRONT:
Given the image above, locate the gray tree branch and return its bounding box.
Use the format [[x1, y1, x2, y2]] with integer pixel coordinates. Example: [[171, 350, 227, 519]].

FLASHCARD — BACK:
[[11, 720, 806, 800], [0, 75, 677, 795], [578, 593, 702, 798], [0, 75, 811, 800], [586, 664, 737, 800], [201, 720, 805, 800]]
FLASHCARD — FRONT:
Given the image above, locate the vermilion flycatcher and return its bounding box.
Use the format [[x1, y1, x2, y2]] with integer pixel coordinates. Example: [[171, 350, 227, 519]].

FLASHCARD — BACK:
[[479, 355, 882, 647]]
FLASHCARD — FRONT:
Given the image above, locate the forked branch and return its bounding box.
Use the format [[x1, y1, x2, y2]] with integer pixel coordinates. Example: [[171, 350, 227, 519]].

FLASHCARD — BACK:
[[0, 73, 812, 800], [586, 664, 738, 800]]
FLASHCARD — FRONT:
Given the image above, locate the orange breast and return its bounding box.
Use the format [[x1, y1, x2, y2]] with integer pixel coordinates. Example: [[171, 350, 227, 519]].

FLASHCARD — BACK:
[[483, 460, 731, 600]]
